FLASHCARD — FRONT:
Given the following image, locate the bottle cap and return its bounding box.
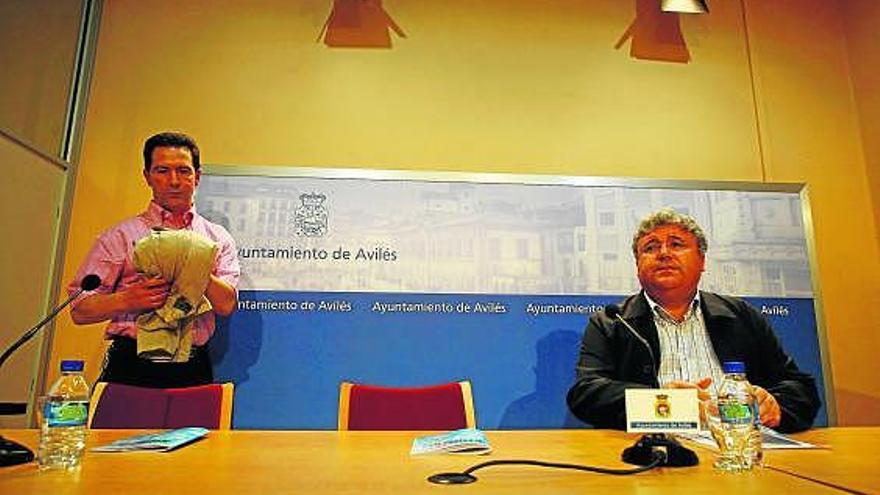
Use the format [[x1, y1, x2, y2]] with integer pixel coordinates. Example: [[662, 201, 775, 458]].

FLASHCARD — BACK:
[[60, 360, 85, 372], [722, 361, 746, 374]]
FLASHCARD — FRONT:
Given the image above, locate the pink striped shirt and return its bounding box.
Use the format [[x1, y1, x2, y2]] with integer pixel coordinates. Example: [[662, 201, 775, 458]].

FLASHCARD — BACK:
[[68, 201, 240, 346]]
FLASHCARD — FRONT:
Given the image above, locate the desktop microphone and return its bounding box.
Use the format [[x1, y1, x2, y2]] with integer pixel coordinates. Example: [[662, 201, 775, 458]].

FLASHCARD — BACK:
[[0, 274, 100, 369], [604, 304, 657, 377], [622, 433, 698, 467], [604, 305, 699, 469], [0, 274, 100, 468]]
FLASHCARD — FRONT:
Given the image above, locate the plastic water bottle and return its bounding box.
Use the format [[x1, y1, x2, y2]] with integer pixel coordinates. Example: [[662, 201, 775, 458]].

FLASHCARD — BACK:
[[38, 360, 90, 470], [745, 388, 764, 469], [713, 361, 761, 472]]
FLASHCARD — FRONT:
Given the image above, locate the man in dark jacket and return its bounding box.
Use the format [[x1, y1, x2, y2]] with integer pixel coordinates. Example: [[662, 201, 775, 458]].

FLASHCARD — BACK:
[[566, 209, 820, 433]]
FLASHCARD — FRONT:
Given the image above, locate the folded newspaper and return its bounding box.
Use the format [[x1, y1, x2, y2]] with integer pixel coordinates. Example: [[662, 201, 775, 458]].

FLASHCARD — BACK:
[[410, 428, 492, 455], [677, 426, 820, 450], [92, 427, 209, 452]]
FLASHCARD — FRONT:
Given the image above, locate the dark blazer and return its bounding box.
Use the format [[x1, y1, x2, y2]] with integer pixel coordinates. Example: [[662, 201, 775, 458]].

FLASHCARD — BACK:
[[566, 291, 820, 433]]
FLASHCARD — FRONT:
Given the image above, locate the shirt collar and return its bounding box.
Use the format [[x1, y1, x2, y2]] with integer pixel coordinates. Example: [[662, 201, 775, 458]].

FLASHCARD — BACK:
[[143, 200, 196, 229], [643, 290, 701, 322]]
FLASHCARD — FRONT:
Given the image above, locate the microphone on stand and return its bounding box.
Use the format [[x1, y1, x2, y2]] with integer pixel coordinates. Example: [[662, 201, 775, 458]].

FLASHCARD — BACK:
[[0, 274, 100, 369], [602, 305, 698, 468], [0, 274, 101, 467], [622, 433, 698, 467]]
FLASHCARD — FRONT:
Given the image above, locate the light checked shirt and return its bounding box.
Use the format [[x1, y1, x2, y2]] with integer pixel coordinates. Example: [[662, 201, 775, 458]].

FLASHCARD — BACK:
[[644, 291, 725, 393], [68, 201, 240, 346]]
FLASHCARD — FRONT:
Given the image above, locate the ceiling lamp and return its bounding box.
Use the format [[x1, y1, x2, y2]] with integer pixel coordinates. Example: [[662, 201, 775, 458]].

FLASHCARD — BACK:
[[660, 0, 709, 14]]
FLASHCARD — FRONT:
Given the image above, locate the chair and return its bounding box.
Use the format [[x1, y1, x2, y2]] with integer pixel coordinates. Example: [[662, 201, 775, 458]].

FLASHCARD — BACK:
[[338, 380, 476, 431], [88, 382, 234, 430]]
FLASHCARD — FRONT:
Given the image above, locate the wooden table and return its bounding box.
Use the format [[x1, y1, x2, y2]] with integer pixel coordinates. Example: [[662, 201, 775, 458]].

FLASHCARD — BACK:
[[0, 428, 871, 494], [765, 427, 879, 495]]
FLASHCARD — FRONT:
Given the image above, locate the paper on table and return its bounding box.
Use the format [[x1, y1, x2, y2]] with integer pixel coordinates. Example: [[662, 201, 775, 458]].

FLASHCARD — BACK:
[[92, 427, 209, 452], [410, 428, 492, 455], [677, 426, 820, 450]]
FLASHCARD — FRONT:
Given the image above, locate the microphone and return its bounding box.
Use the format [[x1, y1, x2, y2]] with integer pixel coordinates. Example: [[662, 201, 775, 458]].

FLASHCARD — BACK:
[[0, 274, 100, 369], [603, 306, 698, 469], [603, 304, 656, 377], [622, 433, 698, 467], [0, 274, 100, 468]]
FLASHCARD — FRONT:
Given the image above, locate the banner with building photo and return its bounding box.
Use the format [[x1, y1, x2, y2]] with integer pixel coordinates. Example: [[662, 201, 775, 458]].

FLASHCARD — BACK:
[[197, 168, 827, 429]]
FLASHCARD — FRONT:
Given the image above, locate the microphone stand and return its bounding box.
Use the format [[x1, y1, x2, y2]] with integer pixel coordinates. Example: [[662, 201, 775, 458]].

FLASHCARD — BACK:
[[0, 275, 100, 467]]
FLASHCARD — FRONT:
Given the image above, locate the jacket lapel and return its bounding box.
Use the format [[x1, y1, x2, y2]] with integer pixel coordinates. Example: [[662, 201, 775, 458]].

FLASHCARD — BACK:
[[621, 292, 661, 369], [699, 291, 740, 363]]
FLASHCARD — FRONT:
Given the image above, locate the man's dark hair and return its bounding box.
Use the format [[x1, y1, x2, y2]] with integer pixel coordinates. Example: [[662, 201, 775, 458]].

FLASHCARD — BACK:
[[142, 132, 201, 171]]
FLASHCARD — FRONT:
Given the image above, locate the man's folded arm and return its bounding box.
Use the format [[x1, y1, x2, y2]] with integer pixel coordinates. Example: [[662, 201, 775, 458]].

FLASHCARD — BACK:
[[568, 371, 650, 429], [70, 292, 126, 325], [205, 274, 236, 316], [745, 305, 821, 433], [70, 276, 171, 324], [764, 356, 821, 433]]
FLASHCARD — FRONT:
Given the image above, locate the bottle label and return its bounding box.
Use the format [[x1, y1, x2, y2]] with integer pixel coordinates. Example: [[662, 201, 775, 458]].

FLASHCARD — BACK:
[[718, 402, 753, 425], [44, 400, 89, 427]]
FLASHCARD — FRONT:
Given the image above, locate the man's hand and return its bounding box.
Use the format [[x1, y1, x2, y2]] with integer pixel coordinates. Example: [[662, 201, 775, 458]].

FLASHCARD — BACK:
[[752, 385, 782, 428], [666, 377, 713, 401], [116, 276, 170, 312], [666, 377, 714, 423], [205, 275, 237, 316], [70, 275, 169, 325]]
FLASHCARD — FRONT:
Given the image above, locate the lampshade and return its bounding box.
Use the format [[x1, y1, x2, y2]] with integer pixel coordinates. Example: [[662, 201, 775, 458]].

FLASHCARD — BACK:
[[660, 0, 709, 14]]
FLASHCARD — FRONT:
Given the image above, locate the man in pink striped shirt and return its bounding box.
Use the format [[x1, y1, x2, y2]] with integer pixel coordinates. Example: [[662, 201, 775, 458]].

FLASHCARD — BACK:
[[68, 132, 240, 388]]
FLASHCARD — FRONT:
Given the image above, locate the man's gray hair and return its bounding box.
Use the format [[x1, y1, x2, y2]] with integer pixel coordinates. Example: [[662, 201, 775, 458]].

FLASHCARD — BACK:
[[631, 208, 708, 257]]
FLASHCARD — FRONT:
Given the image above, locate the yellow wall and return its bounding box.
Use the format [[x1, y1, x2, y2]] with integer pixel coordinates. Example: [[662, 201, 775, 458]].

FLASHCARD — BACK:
[[0, 135, 66, 428], [745, 0, 880, 425], [842, 0, 880, 242], [0, 0, 84, 155], [50, 0, 879, 424]]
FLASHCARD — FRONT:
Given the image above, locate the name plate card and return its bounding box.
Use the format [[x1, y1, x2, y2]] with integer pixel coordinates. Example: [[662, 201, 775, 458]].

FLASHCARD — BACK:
[[625, 389, 700, 433]]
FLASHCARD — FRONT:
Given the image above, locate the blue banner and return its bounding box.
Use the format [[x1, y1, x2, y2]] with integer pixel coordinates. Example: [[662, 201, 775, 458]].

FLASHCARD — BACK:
[[208, 292, 824, 429], [198, 169, 826, 429]]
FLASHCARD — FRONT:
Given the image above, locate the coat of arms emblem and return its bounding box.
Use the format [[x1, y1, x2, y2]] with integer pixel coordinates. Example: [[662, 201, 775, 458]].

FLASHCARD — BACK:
[[654, 394, 671, 418], [294, 192, 328, 237]]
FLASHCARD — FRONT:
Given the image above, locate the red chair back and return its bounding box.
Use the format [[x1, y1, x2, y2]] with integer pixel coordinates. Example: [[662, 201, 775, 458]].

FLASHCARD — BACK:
[[88, 384, 168, 429], [88, 382, 234, 429], [338, 381, 476, 430]]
